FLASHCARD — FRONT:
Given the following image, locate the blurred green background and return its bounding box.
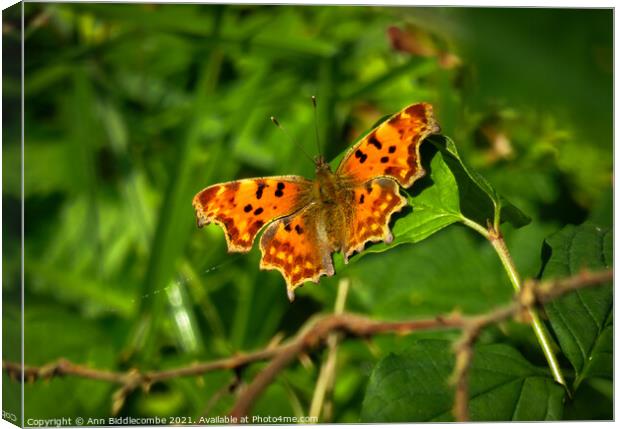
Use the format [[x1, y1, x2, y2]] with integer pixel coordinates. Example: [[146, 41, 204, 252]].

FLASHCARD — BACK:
[[2, 3, 612, 422]]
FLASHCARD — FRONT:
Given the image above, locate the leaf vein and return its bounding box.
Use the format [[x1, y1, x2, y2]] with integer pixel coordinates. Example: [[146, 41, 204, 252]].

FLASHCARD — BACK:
[[510, 377, 527, 420], [548, 300, 588, 366]]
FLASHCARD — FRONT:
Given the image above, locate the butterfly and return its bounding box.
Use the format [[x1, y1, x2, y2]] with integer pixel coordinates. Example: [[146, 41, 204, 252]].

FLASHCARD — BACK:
[[193, 103, 440, 301]]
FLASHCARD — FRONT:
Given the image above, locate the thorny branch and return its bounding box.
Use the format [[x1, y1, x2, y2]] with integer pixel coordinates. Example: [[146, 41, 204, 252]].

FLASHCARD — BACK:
[[3, 268, 612, 421]]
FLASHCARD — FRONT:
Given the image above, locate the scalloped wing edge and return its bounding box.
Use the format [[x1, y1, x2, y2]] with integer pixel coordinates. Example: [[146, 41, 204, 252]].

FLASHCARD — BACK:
[[343, 186, 408, 263]]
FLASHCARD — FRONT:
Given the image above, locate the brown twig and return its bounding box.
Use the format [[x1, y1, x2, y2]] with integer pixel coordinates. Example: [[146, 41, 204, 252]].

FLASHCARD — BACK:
[[3, 268, 612, 421], [228, 313, 465, 419], [230, 268, 612, 420], [450, 306, 515, 421], [533, 269, 613, 301], [2, 348, 289, 387], [449, 268, 612, 421], [4, 358, 128, 384]]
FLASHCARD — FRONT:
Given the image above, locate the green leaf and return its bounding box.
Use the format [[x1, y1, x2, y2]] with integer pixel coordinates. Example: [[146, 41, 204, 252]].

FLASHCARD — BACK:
[[387, 143, 463, 247], [541, 223, 612, 388], [125, 50, 225, 360], [23, 303, 118, 418], [429, 135, 530, 229], [345, 224, 513, 319], [353, 136, 529, 260], [340, 57, 437, 100], [581, 319, 613, 382], [361, 339, 564, 422], [563, 378, 613, 420]]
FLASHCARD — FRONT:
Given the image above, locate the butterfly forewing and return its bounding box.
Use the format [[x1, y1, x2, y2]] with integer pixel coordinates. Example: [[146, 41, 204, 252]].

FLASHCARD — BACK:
[[337, 103, 440, 187], [193, 101, 442, 299], [193, 176, 313, 252]]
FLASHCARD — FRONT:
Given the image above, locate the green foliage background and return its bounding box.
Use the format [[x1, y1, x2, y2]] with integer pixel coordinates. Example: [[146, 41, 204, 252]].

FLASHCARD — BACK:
[[2, 3, 612, 422]]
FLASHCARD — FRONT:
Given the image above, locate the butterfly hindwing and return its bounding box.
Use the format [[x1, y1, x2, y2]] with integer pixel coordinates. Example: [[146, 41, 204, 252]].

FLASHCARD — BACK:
[[193, 176, 312, 252], [259, 206, 336, 299], [193, 102, 442, 298], [342, 177, 407, 262], [337, 103, 440, 187]]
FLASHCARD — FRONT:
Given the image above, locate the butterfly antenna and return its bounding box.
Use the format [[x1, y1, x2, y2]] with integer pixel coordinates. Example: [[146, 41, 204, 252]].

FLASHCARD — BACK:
[[311, 96, 322, 158], [270, 116, 314, 163]]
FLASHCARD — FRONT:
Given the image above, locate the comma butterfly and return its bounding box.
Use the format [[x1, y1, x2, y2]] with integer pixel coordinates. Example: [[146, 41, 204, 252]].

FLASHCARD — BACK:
[[193, 103, 440, 301]]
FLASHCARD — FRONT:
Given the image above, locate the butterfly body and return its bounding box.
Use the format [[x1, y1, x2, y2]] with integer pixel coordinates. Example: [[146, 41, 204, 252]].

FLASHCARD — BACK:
[[312, 159, 341, 205], [309, 161, 356, 250], [193, 102, 440, 300]]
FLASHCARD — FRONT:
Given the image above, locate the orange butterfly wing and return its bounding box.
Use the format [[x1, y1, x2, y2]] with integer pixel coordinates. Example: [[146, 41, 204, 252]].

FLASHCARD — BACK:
[[259, 205, 336, 301], [342, 178, 407, 262], [193, 102, 442, 299], [335, 102, 440, 261], [336, 103, 440, 187], [192, 176, 312, 252]]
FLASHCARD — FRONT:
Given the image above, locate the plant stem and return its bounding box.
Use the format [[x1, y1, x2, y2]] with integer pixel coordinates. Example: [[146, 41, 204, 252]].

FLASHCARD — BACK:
[[309, 278, 350, 421], [460, 216, 567, 389], [488, 230, 568, 389], [459, 216, 491, 239]]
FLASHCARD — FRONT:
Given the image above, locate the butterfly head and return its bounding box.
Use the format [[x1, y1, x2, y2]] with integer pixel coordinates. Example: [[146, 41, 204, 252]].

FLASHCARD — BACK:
[[314, 155, 332, 173]]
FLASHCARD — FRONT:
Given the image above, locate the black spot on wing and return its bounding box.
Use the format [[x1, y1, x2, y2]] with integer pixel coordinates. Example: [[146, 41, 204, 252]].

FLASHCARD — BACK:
[[256, 182, 266, 199], [368, 133, 382, 149], [275, 182, 285, 198], [355, 149, 368, 164]]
